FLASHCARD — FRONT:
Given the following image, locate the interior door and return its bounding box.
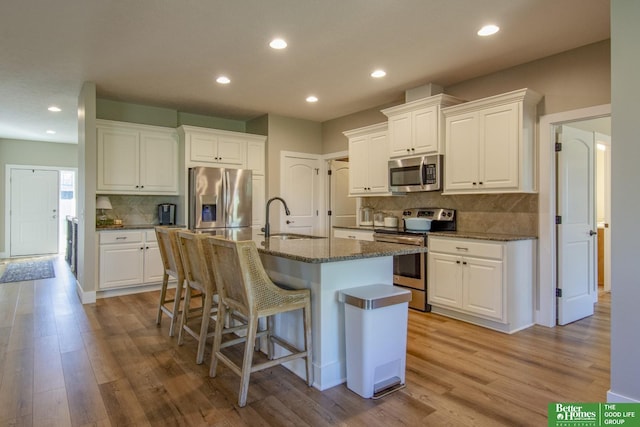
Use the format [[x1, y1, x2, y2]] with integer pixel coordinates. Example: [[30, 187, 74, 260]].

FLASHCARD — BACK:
[[281, 154, 320, 235], [10, 168, 59, 256], [329, 160, 356, 228], [557, 125, 596, 325]]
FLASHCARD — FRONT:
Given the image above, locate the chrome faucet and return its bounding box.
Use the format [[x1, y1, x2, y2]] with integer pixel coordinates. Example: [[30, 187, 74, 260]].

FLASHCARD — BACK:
[[262, 197, 290, 238]]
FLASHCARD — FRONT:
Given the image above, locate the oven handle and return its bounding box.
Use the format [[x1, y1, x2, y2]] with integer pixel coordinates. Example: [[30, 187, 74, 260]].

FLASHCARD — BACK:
[[420, 156, 425, 188], [373, 234, 424, 246]]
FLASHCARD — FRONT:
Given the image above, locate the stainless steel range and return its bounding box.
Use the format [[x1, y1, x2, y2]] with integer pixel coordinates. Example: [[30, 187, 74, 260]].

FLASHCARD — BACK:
[[373, 208, 456, 311]]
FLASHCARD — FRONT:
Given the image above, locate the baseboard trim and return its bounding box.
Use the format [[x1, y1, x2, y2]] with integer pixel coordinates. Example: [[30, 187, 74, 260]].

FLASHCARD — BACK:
[[76, 280, 96, 304], [607, 390, 640, 403]]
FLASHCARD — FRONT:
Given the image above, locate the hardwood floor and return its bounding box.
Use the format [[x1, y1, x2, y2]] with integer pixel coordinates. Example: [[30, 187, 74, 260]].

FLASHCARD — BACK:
[[0, 256, 610, 426]]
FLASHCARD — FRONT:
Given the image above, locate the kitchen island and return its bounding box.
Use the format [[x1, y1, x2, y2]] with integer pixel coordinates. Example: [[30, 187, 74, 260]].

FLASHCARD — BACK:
[[203, 228, 426, 391]]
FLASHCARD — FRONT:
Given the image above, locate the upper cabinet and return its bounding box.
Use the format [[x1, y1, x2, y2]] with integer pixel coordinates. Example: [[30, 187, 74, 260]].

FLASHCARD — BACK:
[[442, 88, 542, 194], [97, 120, 179, 195], [344, 123, 390, 196], [382, 94, 464, 158], [180, 125, 247, 168]]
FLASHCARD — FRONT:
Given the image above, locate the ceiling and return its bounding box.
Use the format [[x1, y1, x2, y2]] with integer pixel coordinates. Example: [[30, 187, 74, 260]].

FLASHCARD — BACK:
[[0, 0, 610, 144]]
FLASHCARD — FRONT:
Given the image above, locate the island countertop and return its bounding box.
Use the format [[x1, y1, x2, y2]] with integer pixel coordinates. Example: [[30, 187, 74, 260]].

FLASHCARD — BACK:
[[196, 228, 426, 263]]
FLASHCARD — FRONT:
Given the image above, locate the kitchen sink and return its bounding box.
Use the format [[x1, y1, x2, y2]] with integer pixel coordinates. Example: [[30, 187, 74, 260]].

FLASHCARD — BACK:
[[266, 233, 327, 240]]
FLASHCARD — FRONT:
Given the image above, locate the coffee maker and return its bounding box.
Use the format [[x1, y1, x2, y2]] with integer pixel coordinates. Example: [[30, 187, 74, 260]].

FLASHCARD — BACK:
[[158, 203, 176, 225]]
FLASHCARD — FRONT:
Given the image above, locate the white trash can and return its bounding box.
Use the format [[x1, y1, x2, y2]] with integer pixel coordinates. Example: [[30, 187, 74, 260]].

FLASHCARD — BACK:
[[340, 284, 412, 399]]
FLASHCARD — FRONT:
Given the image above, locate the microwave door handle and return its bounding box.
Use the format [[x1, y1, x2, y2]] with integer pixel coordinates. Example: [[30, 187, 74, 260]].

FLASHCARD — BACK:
[[419, 157, 425, 188]]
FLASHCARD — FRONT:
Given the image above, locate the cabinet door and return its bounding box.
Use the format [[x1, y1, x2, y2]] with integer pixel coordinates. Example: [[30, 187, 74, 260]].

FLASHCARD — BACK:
[[412, 105, 439, 154], [99, 243, 144, 289], [479, 103, 519, 190], [139, 131, 178, 193], [445, 112, 478, 191], [348, 135, 369, 194], [143, 242, 165, 283], [252, 174, 265, 227], [428, 252, 463, 309], [189, 133, 219, 162], [333, 228, 374, 241], [97, 127, 140, 191], [366, 131, 390, 193], [388, 112, 413, 158], [462, 256, 504, 321], [217, 136, 246, 166], [247, 140, 265, 175]]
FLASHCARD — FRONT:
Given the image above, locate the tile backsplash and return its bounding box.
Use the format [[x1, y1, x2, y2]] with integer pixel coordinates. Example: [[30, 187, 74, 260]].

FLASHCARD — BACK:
[[363, 192, 538, 236], [101, 195, 180, 225]]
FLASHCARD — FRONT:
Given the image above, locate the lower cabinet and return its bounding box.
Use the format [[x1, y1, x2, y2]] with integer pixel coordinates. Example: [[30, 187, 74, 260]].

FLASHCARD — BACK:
[[99, 229, 163, 289], [333, 228, 374, 241], [428, 235, 535, 333]]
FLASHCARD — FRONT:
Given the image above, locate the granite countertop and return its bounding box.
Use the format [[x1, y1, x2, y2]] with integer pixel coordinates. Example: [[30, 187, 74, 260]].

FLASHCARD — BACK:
[[196, 228, 427, 264]]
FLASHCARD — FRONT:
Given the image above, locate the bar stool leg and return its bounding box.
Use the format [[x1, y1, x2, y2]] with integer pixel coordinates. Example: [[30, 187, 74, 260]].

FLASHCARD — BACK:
[[196, 290, 214, 364], [304, 304, 313, 386], [168, 277, 184, 337], [156, 273, 169, 326], [177, 283, 192, 346], [238, 316, 259, 407]]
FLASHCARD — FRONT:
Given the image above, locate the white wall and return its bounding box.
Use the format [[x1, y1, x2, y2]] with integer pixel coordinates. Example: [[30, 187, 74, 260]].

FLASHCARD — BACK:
[[609, 0, 640, 403]]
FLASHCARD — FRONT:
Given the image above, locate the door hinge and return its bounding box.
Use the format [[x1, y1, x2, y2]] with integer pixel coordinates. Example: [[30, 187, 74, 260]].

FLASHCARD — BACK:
[[556, 288, 563, 298], [555, 142, 562, 152], [556, 215, 562, 225], [327, 169, 332, 176], [328, 210, 332, 216], [315, 168, 319, 175]]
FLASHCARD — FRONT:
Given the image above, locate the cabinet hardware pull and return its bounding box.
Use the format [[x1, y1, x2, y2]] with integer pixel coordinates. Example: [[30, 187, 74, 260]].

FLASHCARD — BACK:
[[456, 260, 461, 264], [455, 246, 469, 251], [462, 261, 467, 265], [472, 182, 477, 185], [116, 237, 127, 240], [478, 182, 483, 185]]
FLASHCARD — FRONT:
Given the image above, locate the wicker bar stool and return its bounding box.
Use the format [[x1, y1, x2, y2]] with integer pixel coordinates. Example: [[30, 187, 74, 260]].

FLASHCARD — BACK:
[[176, 230, 219, 364], [154, 226, 187, 337], [207, 238, 313, 407]]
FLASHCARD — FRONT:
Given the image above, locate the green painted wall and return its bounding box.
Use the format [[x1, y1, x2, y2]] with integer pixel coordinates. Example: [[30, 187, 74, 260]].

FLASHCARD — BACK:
[[96, 99, 247, 132]]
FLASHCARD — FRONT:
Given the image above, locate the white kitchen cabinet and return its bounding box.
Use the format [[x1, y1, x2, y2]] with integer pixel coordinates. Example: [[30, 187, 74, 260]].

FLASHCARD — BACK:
[[246, 139, 266, 176], [333, 228, 374, 241], [344, 123, 390, 196], [180, 125, 247, 168], [99, 229, 164, 290], [428, 235, 535, 333], [442, 88, 542, 194], [97, 120, 179, 195], [252, 174, 266, 228], [382, 94, 464, 157]]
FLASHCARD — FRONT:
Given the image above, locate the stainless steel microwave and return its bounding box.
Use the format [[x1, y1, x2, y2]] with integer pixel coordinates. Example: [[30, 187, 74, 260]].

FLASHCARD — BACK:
[[388, 155, 443, 193]]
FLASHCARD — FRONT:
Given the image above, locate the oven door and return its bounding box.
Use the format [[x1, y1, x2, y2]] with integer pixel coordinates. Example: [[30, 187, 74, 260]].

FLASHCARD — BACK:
[[373, 234, 426, 290]]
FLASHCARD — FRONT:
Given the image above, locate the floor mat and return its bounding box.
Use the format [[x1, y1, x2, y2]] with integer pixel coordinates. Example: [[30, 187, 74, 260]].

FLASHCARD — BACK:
[[0, 259, 55, 283]]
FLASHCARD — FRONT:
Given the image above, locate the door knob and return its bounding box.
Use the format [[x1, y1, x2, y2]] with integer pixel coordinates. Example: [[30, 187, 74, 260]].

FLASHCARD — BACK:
[[589, 230, 597, 236], [286, 220, 295, 224]]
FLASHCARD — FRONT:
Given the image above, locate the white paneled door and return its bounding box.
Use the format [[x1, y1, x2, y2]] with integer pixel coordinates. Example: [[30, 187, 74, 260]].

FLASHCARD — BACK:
[[281, 153, 320, 235], [557, 125, 596, 325], [10, 168, 59, 256], [329, 160, 356, 228]]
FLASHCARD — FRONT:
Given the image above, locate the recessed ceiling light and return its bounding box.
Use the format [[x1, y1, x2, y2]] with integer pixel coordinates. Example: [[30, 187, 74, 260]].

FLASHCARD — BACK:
[[371, 69, 386, 78], [269, 38, 287, 49], [477, 24, 500, 36], [48, 106, 61, 112], [46, 130, 56, 134], [306, 96, 318, 103], [216, 76, 231, 84]]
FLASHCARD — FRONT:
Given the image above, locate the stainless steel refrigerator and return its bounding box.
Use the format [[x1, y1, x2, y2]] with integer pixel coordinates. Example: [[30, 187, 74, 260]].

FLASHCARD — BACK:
[[188, 167, 252, 230]]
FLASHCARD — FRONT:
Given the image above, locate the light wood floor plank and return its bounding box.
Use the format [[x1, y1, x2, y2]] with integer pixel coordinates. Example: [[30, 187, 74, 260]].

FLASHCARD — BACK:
[[33, 387, 72, 427]]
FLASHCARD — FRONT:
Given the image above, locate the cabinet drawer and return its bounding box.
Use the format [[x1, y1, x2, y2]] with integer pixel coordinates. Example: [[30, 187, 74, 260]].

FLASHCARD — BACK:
[[100, 231, 143, 244], [333, 228, 374, 241], [428, 237, 503, 259], [144, 230, 157, 243]]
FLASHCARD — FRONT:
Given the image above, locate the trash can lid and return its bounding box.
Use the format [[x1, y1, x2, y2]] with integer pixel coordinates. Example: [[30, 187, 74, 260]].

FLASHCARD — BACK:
[[341, 284, 412, 310]]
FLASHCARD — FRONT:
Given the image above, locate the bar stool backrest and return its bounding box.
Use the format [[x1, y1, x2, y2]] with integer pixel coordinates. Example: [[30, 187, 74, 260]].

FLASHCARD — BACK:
[[206, 238, 253, 316], [177, 231, 215, 294], [155, 227, 184, 279]]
